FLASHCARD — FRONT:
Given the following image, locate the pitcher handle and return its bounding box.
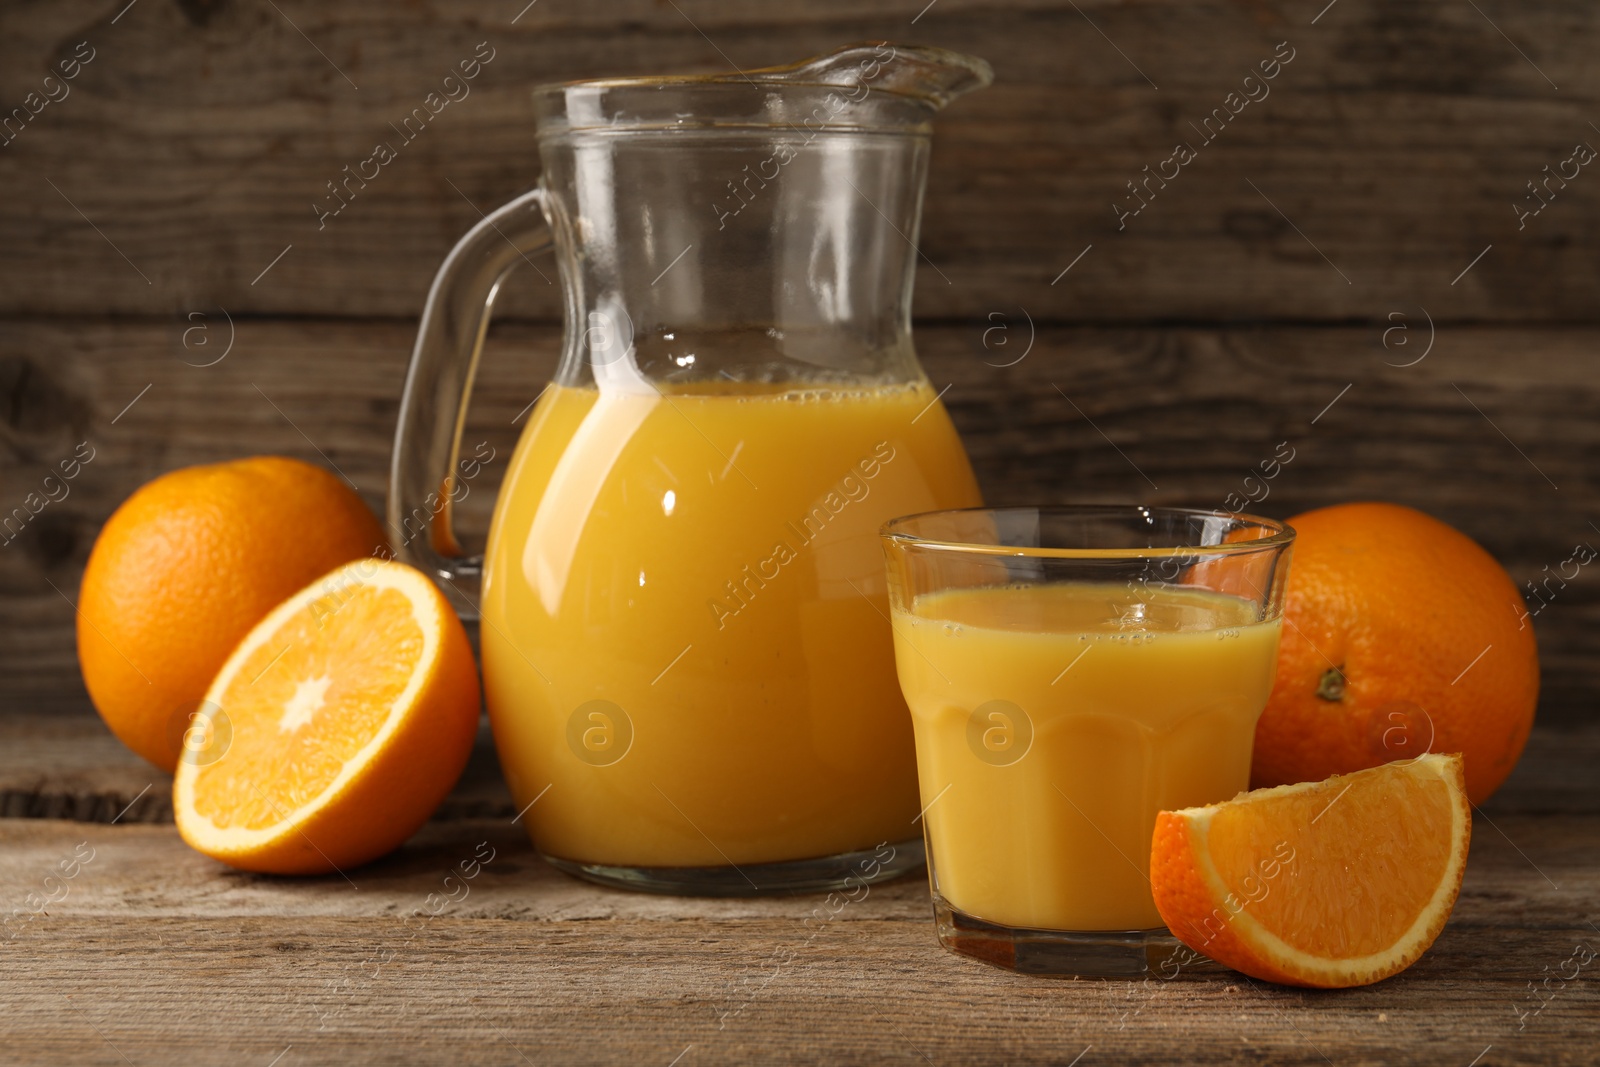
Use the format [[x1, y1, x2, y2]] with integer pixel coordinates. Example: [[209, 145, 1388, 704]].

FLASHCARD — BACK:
[[388, 186, 551, 618]]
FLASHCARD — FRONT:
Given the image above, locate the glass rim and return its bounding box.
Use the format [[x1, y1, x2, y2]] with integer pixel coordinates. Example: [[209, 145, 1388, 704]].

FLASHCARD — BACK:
[[879, 504, 1296, 560]]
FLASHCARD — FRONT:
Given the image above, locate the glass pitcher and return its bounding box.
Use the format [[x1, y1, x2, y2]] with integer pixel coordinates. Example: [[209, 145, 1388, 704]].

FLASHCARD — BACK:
[[390, 43, 991, 894]]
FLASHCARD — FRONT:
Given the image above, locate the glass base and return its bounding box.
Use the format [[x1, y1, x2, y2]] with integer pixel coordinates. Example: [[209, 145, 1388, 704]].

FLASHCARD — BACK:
[[542, 837, 925, 897], [932, 891, 1224, 977]]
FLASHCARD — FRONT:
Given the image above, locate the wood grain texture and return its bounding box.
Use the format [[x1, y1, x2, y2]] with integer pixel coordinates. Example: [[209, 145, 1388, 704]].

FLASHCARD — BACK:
[[2, 319, 1593, 719], [0, 0, 1596, 322], [0, 813, 1595, 1065]]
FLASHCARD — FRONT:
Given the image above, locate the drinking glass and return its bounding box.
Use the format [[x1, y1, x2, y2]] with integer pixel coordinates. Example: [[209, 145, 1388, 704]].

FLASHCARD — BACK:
[[880, 506, 1295, 975]]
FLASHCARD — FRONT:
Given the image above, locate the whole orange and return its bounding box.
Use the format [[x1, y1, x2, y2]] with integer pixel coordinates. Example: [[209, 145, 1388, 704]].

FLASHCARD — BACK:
[[77, 457, 389, 772], [1252, 502, 1538, 805]]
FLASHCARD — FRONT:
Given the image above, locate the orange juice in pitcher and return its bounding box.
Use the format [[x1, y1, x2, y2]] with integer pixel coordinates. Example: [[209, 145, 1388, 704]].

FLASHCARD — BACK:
[[389, 45, 992, 893]]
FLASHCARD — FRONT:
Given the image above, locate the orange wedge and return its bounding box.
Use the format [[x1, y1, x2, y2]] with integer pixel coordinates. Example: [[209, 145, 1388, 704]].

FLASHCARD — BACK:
[[174, 559, 480, 874], [1150, 753, 1470, 988]]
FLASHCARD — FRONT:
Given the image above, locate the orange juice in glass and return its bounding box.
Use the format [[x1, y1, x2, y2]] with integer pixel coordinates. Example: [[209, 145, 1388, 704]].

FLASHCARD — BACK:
[[881, 506, 1294, 974]]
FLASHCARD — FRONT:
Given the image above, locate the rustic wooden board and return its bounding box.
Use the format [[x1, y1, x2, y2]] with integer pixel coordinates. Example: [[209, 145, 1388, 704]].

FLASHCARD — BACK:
[[0, 0, 1597, 322], [0, 811, 1595, 1066], [3, 320, 1595, 719]]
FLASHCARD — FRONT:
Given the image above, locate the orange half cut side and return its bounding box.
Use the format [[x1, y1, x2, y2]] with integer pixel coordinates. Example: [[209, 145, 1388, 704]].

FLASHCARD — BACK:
[[173, 559, 480, 874]]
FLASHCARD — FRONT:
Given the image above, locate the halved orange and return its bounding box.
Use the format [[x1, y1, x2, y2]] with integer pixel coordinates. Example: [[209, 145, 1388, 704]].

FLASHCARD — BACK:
[[1150, 753, 1470, 988], [174, 559, 480, 874]]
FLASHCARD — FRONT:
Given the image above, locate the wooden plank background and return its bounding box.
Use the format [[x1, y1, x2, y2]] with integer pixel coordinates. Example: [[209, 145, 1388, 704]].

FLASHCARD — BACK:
[[0, 0, 1595, 322], [3, 321, 1594, 721], [1, 0, 1596, 726]]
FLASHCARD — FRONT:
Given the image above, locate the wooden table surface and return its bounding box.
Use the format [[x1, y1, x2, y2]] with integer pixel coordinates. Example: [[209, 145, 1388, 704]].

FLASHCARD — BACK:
[[3, 695, 1596, 1067]]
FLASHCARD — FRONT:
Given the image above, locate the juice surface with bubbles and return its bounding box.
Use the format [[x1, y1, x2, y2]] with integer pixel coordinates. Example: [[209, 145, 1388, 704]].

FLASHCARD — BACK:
[[481, 379, 981, 867]]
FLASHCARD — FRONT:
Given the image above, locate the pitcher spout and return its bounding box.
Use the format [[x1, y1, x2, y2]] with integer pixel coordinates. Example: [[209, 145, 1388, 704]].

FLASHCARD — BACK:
[[745, 42, 993, 110], [536, 42, 990, 135]]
